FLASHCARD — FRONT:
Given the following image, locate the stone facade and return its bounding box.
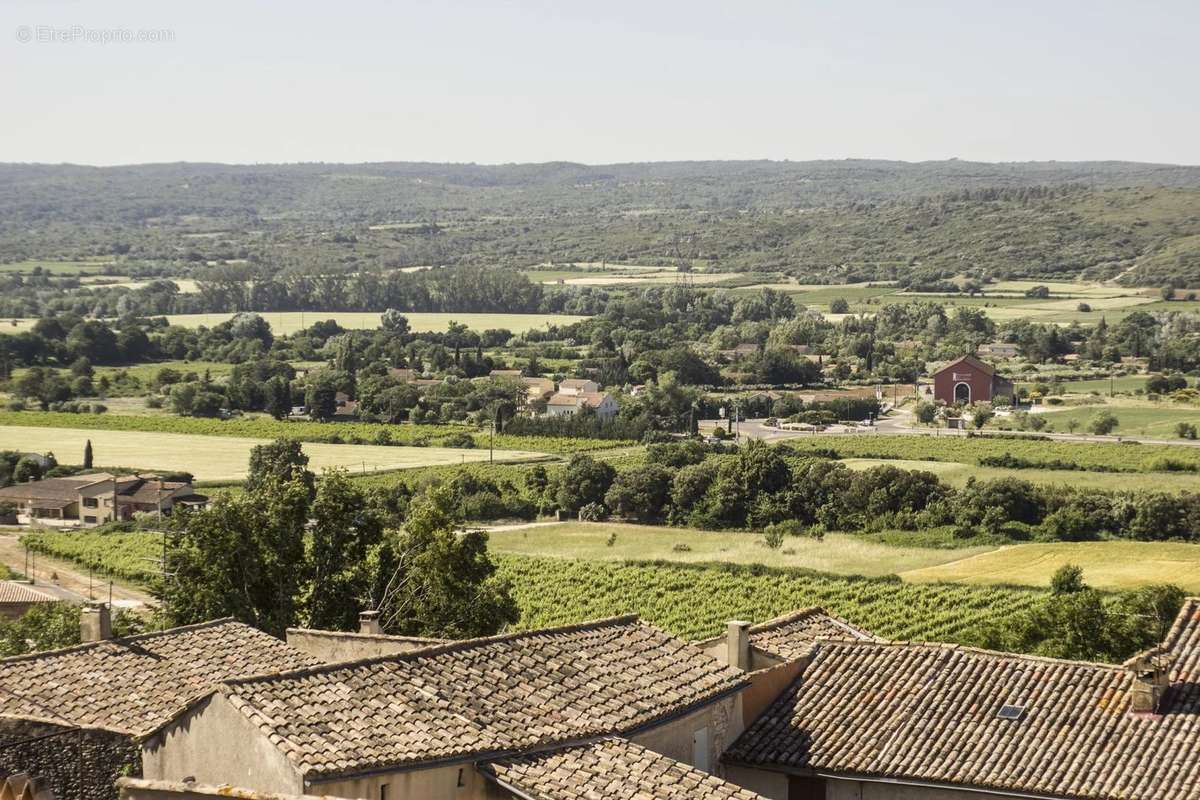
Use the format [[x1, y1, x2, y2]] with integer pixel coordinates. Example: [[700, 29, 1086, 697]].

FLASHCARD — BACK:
[[0, 720, 140, 800]]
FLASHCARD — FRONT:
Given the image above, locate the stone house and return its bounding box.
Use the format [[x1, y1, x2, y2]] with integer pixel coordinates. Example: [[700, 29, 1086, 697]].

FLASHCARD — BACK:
[[544, 391, 618, 419], [555, 378, 600, 396], [722, 597, 1200, 800], [0, 607, 319, 800], [140, 616, 754, 799], [0, 474, 205, 528]]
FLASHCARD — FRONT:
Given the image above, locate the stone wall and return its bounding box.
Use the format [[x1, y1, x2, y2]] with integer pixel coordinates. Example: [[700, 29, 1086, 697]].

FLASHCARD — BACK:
[[0, 719, 140, 800], [284, 628, 446, 663]]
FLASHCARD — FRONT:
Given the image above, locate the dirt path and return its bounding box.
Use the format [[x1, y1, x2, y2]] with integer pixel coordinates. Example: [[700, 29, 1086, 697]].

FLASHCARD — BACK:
[[0, 534, 156, 609]]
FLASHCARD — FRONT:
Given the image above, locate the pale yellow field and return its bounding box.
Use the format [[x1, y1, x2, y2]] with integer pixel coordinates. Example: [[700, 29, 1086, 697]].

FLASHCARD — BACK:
[[0, 426, 546, 481], [156, 311, 588, 334], [901, 541, 1200, 593], [0, 319, 37, 334]]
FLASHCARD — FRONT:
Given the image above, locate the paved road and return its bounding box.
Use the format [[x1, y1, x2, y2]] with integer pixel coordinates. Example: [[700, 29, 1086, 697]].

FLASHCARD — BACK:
[[0, 534, 155, 609]]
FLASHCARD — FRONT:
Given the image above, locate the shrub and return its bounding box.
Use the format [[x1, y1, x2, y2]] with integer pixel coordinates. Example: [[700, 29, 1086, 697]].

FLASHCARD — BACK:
[[578, 502, 608, 522], [440, 431, 476, 449], [1176, 422, 1198, 440]]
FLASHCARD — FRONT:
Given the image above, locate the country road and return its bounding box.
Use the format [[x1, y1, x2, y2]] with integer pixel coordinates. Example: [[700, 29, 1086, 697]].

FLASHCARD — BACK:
[[0, 534, 155, 609]]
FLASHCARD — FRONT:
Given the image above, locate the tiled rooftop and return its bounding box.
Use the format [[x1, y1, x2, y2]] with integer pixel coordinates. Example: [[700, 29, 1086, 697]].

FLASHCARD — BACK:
[[219, 615, 747, 780], [726, 598, 1200, 800], [481, 737, 766, 800], [0, 618, 318, 736]]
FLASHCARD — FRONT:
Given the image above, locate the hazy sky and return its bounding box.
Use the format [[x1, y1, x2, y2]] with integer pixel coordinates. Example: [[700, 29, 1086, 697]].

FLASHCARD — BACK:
[[2, 0, 1197, 166]]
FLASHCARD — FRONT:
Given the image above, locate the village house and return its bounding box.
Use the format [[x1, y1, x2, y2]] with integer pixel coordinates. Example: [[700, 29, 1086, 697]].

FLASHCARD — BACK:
[[139, 615, 758, 799], [930, 355, 1013, 405], [555, 378, 600, 396], [976, 341, 1021, 359], [0, 474, 205, 528], [721, 597, 1200, 800], [0, 606, 320, 800], [0, 581, 62, 621], [544, 390, 619, 419]]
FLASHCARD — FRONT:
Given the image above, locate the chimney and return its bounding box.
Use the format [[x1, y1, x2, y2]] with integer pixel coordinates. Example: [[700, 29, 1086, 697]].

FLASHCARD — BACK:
[[81, 602, 113, 642], [1126, 648, 1172, 714], [726, 620, 752, 672], [359, 610, 382, 636]]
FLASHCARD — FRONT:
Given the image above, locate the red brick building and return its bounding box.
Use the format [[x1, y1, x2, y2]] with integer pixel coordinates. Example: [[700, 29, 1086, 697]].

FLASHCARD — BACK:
[[932, 355, 1013, 405]]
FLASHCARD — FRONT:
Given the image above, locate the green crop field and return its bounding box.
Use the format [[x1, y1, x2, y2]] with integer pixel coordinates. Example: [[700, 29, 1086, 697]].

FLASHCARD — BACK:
[[489, 522, 993, 576], [784, 433, 1200, 473], [839, 457, 1200, 492], [18, 529, 1047, 644], [0, 411, 628, 455], [0, 425, 548, 480], [0, 259, 116, 275], [1036, 403, 1200, 438], [1019, 375, 1148, 394], [156, 311, 588, 334], [901, 541, 1200, 593], [496, 555, 1045, 642]]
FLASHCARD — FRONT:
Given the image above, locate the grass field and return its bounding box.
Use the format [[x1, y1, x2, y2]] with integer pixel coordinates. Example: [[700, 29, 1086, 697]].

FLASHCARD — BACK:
[[0, 425, 547, 480], [488, 522, 992, 576], [769, 280, 1166, 324], [901, 541, 1200, 593], [840, 457, 1200, 492], [1019, 375, 1148, 394], [1037, 403, 1200, 438], [155, 311, 588, 334], [0, 259, 116, 275]]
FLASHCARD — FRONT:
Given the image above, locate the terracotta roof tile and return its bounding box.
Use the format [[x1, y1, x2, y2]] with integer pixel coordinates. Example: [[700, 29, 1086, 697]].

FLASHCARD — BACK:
[[744, 607, 876, 661], [481, 737, 767, 800], [0, 619, 318, 736], [0, 582, 58, 605], [726, 598, 1200, 800], [219, 616, 747, 780]]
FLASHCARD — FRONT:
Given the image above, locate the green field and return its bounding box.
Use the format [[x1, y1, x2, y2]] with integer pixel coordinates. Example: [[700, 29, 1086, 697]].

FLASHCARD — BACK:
[[0, 259, 116, 275], [902, 541, 1200, 593], [785, 433, 1200, 473], [1037, 403, 1200, 438], [767, 280, 1164, 324], [17, 529, 1046, 644], [0, 425, 547, 481], [489, 522, 992, 576], [497, 555, 1044, 642], [840, 457, 1200, 492], [1019, 375, 1148, 394], [156, 311, 588, 334], [0, 410, 627, 455]]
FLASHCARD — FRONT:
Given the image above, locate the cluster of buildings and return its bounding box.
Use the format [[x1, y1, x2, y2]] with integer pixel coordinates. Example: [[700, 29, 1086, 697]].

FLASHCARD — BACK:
[[0, 473, 205, 529], [3, 597, 1199, 800]]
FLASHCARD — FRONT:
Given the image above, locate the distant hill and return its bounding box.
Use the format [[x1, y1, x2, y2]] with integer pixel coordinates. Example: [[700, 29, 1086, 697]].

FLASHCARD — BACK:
[[1, 159, 1198, 286]]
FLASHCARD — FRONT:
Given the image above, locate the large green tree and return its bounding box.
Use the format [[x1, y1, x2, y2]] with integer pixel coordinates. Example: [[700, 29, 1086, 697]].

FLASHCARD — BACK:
[[372, 487, 519, 638]]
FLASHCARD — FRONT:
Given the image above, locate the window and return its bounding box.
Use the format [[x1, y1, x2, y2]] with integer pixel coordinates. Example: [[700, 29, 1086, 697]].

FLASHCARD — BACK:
[[692, 727, 709, 771], [83, 497, 98, 508], [379, 785, 389, 800], [83, 516, 97, 524]]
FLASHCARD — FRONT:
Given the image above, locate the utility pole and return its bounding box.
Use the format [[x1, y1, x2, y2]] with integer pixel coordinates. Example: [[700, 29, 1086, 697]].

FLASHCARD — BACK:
[[489, 420, 495, 464]]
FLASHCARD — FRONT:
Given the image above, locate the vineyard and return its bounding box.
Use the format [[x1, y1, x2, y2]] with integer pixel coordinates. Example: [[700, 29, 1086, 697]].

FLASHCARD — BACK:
[[0, 411, 629, 456], [22, 530, 1047, 645], [497, 555, 1045, 643], [22, 531, 163, 586], [784, 433, 1200, 473]]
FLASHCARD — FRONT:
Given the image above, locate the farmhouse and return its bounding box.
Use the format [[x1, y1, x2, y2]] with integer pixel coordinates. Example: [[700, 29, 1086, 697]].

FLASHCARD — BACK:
[[930, 355, 1013, 405], [0, 474, 205, 528], [544, 390, 619, 419]]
